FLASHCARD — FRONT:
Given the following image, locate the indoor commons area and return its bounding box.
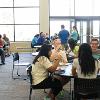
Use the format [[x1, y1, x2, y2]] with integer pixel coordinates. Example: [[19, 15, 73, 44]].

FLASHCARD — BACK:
[[0, 0, 100, 100]]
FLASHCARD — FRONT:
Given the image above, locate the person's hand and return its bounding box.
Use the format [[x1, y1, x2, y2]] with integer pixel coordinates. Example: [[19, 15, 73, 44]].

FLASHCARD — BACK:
[[56, 53, 62, 61]]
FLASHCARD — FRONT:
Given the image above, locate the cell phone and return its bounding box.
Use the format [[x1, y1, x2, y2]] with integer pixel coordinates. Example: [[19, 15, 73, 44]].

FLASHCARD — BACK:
[[55, 70, 65, 74]]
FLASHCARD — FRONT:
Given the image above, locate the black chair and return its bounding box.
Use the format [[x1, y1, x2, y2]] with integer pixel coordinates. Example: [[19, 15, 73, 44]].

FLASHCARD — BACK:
[[12, 52, 31, 79], [72, 78, 100, 100], [27, 66, 51, 100]]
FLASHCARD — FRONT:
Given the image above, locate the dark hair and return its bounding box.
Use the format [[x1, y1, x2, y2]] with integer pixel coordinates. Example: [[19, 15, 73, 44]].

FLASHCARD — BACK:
[[73, 26, 77, 30], [73, 26, 78, 33], [61, 25, 65, 29], [40, 32, 43, 36], [78, 43, 95, 76], [33, 44, 52, 64], [68, 38, 76, 51], [34, 34, 39, 37], [91, 38, 99, 43], [0, 34, 2, 38], [52, 35, 59, 41]]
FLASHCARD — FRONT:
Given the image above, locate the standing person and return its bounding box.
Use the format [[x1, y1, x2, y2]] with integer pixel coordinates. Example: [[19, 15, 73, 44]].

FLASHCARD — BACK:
[[0, 34, 5, 64], [72, 43, 100, 78], [32, 44, 62, 100], [58, 25, 69, 50], [70, 26, 79, 43], [3, 34, 10, 56]]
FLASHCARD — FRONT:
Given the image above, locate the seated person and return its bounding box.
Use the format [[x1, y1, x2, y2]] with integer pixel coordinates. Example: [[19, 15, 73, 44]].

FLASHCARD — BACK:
[[50, 36, 70, 87], [90, 38, 100, 60], [32, 44, 62, 100], [31, 34, 39, 48], [90, 38, 100, 53], [72, 43, 100, 78], [0, 34, 5, 64], [45, 32, 50, 41], [67, 38, 79, 58], [3, 34, 10, 56], [37, 32, 45, 45], [50, 36, 68, 65]]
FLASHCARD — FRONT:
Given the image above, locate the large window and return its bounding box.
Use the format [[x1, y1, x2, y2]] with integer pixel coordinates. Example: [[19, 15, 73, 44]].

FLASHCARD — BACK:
[[50, 0, 100, 43], [50, 0, 74, 16], [50, 0, 100, 17], [50, 20, 70, 36], [0, 0, 39, 41]]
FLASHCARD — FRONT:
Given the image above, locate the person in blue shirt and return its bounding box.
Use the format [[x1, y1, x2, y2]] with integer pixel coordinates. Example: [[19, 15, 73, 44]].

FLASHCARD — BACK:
[[31, 34, 39, 48], [58, 25, 69, 50], [37, 32, 45, 45]]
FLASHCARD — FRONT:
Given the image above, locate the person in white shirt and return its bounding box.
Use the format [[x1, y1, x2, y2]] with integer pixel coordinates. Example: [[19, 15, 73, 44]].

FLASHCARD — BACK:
[[32, 44, 62, 100], [50, 36, 67, 65], [72, 43, 100, 78], [50, 36, 70, 87]]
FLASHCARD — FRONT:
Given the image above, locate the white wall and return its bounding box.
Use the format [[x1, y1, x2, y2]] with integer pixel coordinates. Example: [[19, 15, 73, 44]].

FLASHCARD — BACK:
[[40, 0, 49, 34]]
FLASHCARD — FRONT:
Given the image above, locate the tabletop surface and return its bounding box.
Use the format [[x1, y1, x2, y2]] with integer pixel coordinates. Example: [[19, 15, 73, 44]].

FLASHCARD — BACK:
[[55, 63, 73, 77], [32, 52, 39, 56]]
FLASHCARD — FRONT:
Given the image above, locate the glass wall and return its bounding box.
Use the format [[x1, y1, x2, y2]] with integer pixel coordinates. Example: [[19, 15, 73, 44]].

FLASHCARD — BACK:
[[50, 0, 100, 43], [0, 0, 39, 41]]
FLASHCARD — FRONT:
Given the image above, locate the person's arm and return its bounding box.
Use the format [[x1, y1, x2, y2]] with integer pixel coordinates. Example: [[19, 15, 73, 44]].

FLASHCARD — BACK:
[[50, 46, 61, 61], [72, 67, 77, 76], [48, 54, 62, 72], [73, 46, 79, 58], [50, 49, 56, 61], [71, 59, 78, 76], [97, 60, 100, 73], [59, 50, 68, 64]]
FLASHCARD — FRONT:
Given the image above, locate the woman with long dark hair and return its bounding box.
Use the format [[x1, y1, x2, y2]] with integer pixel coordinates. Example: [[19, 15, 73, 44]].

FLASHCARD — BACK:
[[72, 43, 100, 78], [32, 44, 62, 100]]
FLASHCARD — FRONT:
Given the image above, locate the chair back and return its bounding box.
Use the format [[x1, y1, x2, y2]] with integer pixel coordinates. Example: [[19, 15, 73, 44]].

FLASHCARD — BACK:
[[74, 78, 100, 93], [73, 78, 100, 99], [13, 53, 19, 62]]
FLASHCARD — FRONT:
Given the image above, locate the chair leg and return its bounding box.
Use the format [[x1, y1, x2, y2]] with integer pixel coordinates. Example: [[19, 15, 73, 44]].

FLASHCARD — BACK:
[[29, 86, 32, 100], [12, 64, 14, 79], [17, 66, 20, 76], [72, 90, 74, 100], [44, 89, 47, 93]]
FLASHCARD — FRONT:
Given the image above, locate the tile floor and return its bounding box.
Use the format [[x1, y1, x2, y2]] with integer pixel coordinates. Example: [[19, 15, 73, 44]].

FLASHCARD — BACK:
[[0, 53, 72, 100]]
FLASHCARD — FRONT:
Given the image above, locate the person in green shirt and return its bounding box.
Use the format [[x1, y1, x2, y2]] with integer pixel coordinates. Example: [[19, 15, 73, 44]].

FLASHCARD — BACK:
[[67, 38, 79, 58], [90, 38, 100, 60]]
